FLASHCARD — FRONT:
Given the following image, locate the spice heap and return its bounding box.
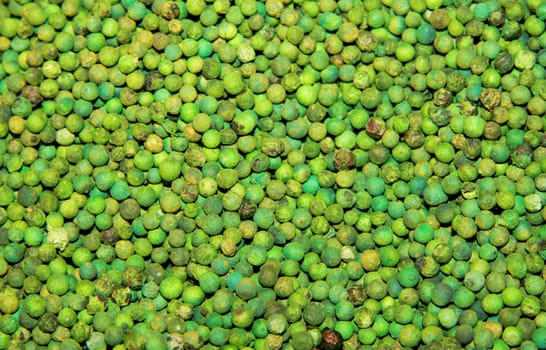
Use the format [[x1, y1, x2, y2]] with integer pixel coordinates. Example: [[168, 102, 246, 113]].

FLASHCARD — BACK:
[[0, 0, 545, 349]]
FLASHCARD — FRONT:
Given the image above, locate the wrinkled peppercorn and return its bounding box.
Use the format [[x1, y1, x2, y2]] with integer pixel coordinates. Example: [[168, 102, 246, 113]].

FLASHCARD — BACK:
[[319, 329, 343, 350]]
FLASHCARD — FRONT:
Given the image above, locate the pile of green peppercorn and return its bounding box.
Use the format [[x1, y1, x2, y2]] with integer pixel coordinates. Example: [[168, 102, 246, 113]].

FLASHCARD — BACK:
[[0, 0, 545, 349]]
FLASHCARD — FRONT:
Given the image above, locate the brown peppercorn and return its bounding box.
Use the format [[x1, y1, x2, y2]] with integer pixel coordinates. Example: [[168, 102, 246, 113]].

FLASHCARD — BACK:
[[239, 198, 257, 220], [180, 183, 199, 203], [494, 52, 514, 74], [480, 88, 501, 110], [429, 9, 451, 30], [160, 2, 180, 20], [101, 228, 119, 246], [333, 149, 355, 170], [112, 287, 131, 307], [145, 71, 164, 91], [347, 285, 367, 306], [319, 329, 343, 350], [433, 88, 453, 107], [483, 121, 501, 140], [404, 129, 425, 148], [365, 118, 386, 139]]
